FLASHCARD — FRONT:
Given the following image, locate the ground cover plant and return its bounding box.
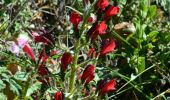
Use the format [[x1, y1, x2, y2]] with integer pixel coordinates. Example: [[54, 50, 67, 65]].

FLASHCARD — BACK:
[[0, 0, 170, 100]]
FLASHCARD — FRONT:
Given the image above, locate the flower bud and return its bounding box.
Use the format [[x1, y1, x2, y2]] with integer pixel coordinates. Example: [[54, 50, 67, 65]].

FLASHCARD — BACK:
[[104, 6, 120, 21], [97, 0, 109, 10], [23, 43, 35, 62], [54, 91, 64, 100], [69, 12, 82, 26], [99, 79, 116, 95], [61, 52, 73, 72], [100, 39, 116, 55], [81, 65, 95, 84]]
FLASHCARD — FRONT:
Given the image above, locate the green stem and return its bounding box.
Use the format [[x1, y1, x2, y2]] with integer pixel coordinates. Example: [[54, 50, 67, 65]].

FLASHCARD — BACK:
[[68, 0, 98, 98], [151, 89, 170, 100], [68, 40, 80, 97], [69, 53, 78, 93], [116, 64, 156, 93]]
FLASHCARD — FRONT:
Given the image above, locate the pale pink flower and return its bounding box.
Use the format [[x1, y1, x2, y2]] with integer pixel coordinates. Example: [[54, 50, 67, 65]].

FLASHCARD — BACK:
[[10, 42, 20, 56]]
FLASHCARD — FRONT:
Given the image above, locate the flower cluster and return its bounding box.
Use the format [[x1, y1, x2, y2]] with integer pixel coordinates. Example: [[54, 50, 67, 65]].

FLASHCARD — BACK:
[[67, 0, 119, 97], [9, 0, 119, 99]]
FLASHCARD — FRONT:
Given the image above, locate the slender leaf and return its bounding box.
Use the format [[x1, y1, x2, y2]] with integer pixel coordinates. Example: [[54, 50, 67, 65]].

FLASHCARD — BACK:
[[137, 57, 145, 74], [148, 5, 157, 18], [14, 71, 29, 81], [26, 82, 42, 96], [0, 80, 6, 90], [0, 93, 7, 100], [8, 79, 22, 96]]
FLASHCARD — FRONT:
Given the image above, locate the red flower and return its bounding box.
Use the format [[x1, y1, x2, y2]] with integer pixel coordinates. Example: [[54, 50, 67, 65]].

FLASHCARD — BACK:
[[69, 12, 82, 26], [87, 48, 95, 57], [90, 31, 99, 40], [96, 21, 107, 35], [23, 43, 35, 62], [38, 54, 49, 84], [38, 49, 45, 64], [61, 52, 73, 72], [90, 21, 107, 40], [38, 49, 49, 64], [87, 47, 97, 58], [81, 65, 95, 84], [96, 79, 107, 92], [38, 64, 48, 76], [87, 17, 94, 23], [54, 91, 63, 100], [104, 6, 120, 21], [97, 0, 109, 10], [42, 55, 48, 63], [100, 79, 116, 95], [38, 49, 49, 75], [100, 39, 116, 55], [31, 31, 50, 45], [34, 35, 50, 45]]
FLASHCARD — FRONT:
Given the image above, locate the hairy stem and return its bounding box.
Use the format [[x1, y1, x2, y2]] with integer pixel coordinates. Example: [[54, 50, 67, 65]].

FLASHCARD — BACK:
[[68, 39, 80, 97]]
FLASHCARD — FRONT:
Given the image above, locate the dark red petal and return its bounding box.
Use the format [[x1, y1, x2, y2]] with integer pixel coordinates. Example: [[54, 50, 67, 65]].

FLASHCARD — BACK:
[[69, 12, 82, 26], [23, 43, 35, 62], [87, 48, 95, 58], [38, 49, 49, 65], [38, 49, 45, 63], [38, 64, 48, 75], [96, 79, 107, 92], [90, 31, 99, 40], [61, 52, 73, 72], [97, 0, 109, 10], [105, 6, 120, 21], [100, 79, 116, 95], [101, 39, 116, 55], [81, 65, 95, 84], [85, 73, 95, 84], [42, 55, 48, 63], [96, 21, 107, 35], [34, 35, 50, 45], [87, 17, 93, 23], [54, 91, 63, 100]]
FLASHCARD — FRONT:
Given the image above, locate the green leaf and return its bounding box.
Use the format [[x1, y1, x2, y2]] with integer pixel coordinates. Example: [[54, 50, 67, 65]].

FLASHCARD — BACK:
[[1, 73, 10, 79], [26, 82, 42, 96], [147, 31, 159, 42], [8, 79, 22, 96], [0, 67, 8, 74], [0, 0, 4, 4], [24, 96, 33, 100], [165, 33, 170, 42], [119, 0, 126, 5], [0, 93, 7, 100], [110, 29, 134, 48], [148, 5, 157, 18], [0, 80, 6, 90], [14, 71, 29, 81], [140, 4, 148, 18], [135, 20, 143, 39], [4, 0, 12, 4], [137, 57, 145, 74]]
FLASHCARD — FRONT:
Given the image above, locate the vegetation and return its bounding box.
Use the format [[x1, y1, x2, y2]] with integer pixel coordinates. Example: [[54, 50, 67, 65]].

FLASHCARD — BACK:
[[0, 0, 170, 100]]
